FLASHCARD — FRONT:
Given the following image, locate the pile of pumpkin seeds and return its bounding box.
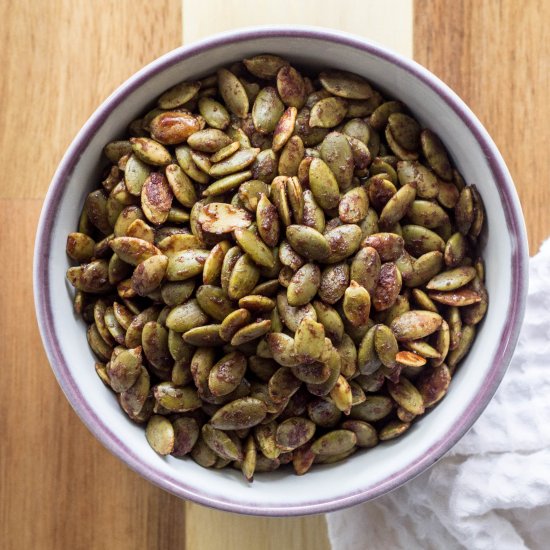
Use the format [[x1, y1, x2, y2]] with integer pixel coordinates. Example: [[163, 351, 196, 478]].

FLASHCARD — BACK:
[[66, 54, 487, 480]]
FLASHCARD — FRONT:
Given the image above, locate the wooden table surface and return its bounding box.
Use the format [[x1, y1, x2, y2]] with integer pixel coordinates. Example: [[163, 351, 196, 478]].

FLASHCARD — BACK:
[[1, 1, 548, 548]]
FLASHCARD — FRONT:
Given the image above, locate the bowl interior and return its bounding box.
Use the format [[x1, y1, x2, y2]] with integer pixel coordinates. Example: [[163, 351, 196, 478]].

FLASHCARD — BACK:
[[35, 28, 527, 515]]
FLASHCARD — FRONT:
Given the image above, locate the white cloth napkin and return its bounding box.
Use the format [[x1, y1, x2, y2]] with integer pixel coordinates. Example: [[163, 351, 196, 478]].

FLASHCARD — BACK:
[[326, 240, 550, 550]]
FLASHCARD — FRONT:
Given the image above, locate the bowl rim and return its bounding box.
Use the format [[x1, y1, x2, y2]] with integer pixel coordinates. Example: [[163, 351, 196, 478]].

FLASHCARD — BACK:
[[33, 25, 529, 516]]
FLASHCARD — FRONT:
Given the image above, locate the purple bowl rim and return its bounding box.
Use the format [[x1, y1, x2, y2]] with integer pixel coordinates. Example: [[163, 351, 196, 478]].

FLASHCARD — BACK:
[[33, 26, 529, 516]]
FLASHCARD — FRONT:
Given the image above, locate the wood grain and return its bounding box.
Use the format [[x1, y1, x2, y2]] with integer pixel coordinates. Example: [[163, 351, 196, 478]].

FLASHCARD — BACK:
[[0, 1, 186, 549], [182, 0, 412, 57], [414, 0, 550, 254], [0, 0, 181, 199]]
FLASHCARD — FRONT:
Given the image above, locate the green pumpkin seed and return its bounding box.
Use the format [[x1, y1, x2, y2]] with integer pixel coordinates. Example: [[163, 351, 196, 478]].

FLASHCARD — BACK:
[[277, 292, 317, 333], [85, 190, 111, 234], [286, 224, 330, 262], [119, 365, 151, 419], [124, 154, 152, 197], [341, 420, 378, 448], [287, 263, 321, 306], [426, 266, 477, 291], [294, 318, 325, 363], [312, 301, 344, 345], [209, 147, 260, 177], [402, 224, 445, 256], [195, 285, 235, 321], [272, 106, 297, 152], [130, 137, 171, 166], [369, 100, 405, 130], [227, 254, 260, 300], [165, 299, 208, 333], [329, 375, 353, 414], [251, 86, 285, 134], [455, 187, 475, 235], [349, 248, 380, 297], [67, 260, 111, 294], [130, 254, 168, 296], [182, 324, 224, 347], [210, 141, 240, 163], [276, 417, 316, 451], [210, 397, 267, 430], [253, 193, 280, 249], [266, 332, 299, 367], [403, 340, 442, 360], [142, 321, 172, 372], [388, 377, 425, 415], [306, 398, 340, 428], [343, 281, 371, 327], [420, 129, 452, 181], [317, 262, 349, 305], [145, 415, 175, 455], [397, 160, 439, 199], [201, 424, 242, 461], [278, 135, 304, 177], [202, 241, 230, 285], [306, 346, 340, 397], [319, 70, 373, 99], [378, 183, 416, 230], [104, 140, 133, 163], [379, 420, 410, 441], [309, 97, 348, 128], [165, 249, 209, 281], [308, 158, 340, 211], [276, 65, 306, 109], [198, 96, 230, 130], [206, 352, 247, 397], [153, 382, 201, 413], [217, 68, 249, 117], [311, 429, 356, 456], [202, 170, 252, 197], [387, 113, 421, 151], [187, 128, 232, 153], [234, 227, 275, 268], [404, 251, 444, 288], [171, 417, 200, 457], [175, 145, 210, 184], [231, 319, 272, 347], [158, 80, 200, 109]]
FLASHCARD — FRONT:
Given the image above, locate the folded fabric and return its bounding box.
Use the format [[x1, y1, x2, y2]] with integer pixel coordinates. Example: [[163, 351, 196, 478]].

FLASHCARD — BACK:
[[326, 240, 550, 550]]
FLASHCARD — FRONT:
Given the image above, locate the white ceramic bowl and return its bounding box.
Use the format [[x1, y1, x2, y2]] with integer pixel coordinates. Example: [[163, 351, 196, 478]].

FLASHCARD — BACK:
[[34, 26, 528, 516]]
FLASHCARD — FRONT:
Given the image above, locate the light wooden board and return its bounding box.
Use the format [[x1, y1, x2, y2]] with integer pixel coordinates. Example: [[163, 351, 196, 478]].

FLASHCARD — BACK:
[[415, 0, 550, 255], [181, 3, 411, 548], [1, 1, 547, 549]]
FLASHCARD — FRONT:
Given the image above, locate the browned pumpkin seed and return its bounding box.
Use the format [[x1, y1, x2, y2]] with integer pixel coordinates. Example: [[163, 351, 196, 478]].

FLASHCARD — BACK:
[[339, 186, 369, 224], [390, 310, 443, 341], [429, 289, 482, 307], [276, 65, 307, 109], [150, 111, 202, 145], [373, 262, 402, 311]]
